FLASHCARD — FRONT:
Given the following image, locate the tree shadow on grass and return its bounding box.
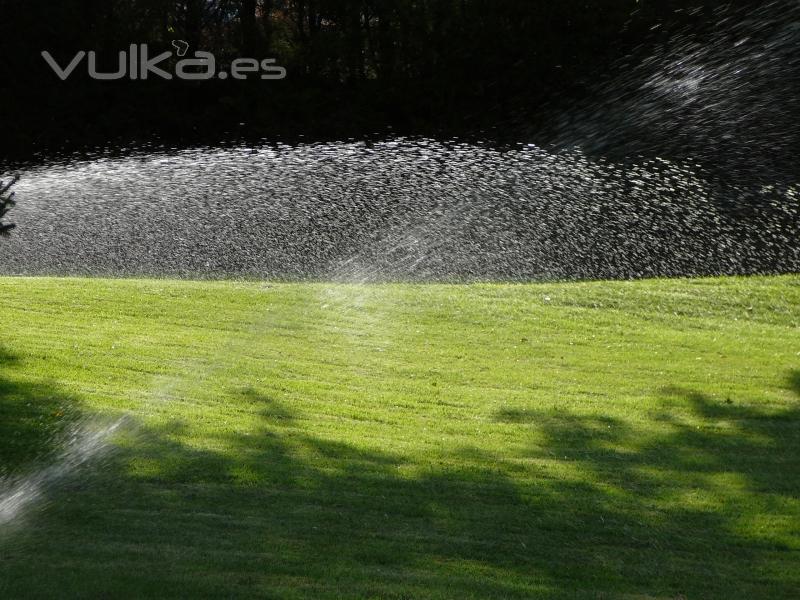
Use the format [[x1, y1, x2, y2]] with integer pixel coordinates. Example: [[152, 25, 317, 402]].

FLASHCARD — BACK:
[[0, 347, 84, 479], [493, 373, 800, 594], [2, 376, 800, 598]]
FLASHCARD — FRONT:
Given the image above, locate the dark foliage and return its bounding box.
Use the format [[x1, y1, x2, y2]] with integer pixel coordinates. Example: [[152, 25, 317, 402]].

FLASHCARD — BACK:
[[0, 0, 764, 162]]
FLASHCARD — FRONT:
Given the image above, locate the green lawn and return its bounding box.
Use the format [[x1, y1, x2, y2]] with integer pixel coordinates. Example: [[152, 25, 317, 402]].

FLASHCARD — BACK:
[[0, 275, 798, 598]]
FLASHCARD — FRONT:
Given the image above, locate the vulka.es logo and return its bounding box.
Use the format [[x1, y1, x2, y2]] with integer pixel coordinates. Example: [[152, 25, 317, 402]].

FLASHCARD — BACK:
[[41, 43, 287, 81]]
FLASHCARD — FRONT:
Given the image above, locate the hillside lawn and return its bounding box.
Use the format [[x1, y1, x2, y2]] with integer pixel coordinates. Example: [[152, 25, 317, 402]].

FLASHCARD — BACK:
[[0, 275, 798, 598]]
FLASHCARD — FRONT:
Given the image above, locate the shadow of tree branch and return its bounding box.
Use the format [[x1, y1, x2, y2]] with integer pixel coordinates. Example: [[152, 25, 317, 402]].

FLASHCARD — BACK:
[[2, 374, 799, 598]]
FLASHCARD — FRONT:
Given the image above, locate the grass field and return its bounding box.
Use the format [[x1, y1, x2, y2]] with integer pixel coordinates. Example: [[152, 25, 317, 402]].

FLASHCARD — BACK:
[[0, 275, 798, 598]]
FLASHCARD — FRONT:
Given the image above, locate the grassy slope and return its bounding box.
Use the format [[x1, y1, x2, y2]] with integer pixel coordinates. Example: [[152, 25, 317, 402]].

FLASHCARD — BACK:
[[0, 275, 798, 599]]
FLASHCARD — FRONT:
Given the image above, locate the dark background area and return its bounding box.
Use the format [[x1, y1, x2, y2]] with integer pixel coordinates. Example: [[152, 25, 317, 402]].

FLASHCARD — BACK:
[[0, 1, 758, 163]]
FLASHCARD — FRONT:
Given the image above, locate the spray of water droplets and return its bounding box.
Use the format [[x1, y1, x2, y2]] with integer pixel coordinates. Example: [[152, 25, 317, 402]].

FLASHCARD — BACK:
[[1, 2, 798, 281], [0, 417, 127, 529], [547, 1, 800, 201], [0, 138, 797, 281]]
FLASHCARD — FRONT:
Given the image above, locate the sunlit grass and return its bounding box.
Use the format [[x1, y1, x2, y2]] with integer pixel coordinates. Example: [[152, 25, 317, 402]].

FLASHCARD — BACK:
[[1, 275, 798, 598]]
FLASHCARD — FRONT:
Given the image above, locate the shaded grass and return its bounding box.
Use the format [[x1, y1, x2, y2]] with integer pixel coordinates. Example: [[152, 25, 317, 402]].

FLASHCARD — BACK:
[[0, 348, 85, 479], [0, 275, 798, 598]]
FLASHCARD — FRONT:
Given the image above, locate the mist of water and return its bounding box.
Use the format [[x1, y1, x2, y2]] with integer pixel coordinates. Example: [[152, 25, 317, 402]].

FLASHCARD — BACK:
[[1, 138, 797, 281], [0, 417, 127, 529], [0, 3, 796, 281]]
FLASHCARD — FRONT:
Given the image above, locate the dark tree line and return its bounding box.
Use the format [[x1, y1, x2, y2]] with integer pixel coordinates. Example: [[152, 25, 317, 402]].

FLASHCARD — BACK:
[[0, 1, 769, 161]]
